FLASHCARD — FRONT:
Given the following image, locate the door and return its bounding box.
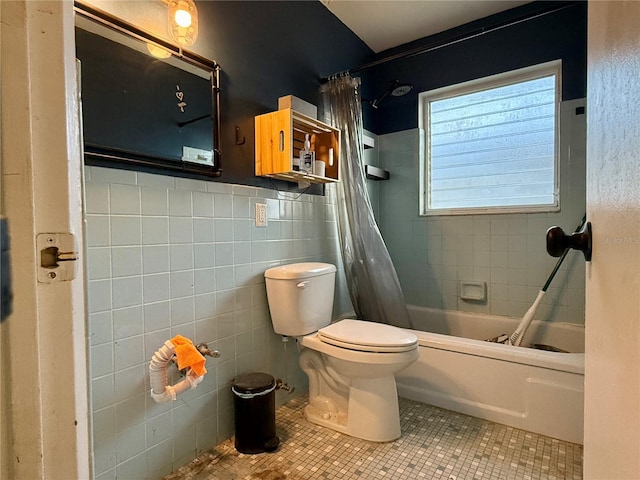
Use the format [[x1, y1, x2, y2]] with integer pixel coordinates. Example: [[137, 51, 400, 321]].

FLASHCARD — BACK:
[[584, 1, 640, 477]]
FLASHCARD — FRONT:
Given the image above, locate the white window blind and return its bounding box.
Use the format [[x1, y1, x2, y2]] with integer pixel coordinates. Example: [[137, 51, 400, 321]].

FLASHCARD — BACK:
[[421, 62, 560, 214]]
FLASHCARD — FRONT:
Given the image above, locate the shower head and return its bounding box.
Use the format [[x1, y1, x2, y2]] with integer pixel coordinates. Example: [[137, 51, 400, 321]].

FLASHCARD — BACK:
[[370, 80, 414, 109], [391, 82, 413, 97]]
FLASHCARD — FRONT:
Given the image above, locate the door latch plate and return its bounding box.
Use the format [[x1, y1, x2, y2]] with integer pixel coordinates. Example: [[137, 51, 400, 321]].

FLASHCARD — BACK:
[[37, 233, 79, 283]]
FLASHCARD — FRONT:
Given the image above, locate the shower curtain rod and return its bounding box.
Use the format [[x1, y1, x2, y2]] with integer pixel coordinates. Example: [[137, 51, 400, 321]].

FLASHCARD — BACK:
[[322, 2, 577, 81]]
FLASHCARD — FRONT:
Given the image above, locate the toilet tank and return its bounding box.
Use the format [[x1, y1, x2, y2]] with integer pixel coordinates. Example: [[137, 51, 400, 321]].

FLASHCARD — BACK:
[[264, 263, 337, 336]]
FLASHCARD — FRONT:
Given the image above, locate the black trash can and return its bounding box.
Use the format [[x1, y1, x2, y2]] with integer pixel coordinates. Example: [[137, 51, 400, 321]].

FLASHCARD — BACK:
[[231, 372, 280, 454]]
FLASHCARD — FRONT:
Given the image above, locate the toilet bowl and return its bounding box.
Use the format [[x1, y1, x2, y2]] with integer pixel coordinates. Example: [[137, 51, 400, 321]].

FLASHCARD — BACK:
[[264, 263, 418, 442], [300, 319, 418, 441]]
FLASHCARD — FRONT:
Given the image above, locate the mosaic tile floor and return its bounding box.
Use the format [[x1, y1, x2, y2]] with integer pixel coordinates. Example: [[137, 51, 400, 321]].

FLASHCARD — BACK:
[[165, 395, 582, 480]]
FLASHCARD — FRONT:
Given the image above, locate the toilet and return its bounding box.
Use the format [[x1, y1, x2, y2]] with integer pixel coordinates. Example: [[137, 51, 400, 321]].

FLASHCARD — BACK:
[[264, 262, 418, 442]]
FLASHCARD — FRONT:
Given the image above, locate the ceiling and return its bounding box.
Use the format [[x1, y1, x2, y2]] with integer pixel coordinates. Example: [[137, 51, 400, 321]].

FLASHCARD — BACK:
[[321, 0, 532, 53]]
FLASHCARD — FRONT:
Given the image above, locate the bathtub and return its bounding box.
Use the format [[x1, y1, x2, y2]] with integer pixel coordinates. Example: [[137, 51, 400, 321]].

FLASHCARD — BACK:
[[395, 305, 584, 444]]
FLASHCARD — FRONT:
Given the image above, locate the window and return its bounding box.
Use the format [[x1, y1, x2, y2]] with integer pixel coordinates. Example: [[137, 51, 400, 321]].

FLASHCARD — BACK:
[[419, 61, 560, 215]]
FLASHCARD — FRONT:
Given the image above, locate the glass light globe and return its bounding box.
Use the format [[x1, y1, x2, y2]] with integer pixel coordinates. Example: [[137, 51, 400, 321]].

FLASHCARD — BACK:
[[174, 9, 192, 28]]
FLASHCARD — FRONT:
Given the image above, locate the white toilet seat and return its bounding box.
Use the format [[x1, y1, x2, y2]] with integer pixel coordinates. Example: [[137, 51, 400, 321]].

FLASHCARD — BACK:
[[317, 319, 418, 353]]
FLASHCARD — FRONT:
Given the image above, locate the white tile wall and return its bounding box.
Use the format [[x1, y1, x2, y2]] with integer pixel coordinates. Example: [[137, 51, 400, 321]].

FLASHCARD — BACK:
[[85, 167, 349, 479], [377, 99, 587, 324]]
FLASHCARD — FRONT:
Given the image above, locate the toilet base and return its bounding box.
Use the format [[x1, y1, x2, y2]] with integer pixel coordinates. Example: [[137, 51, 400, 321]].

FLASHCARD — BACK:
[[304, 376, 402, 442], [304, 402, 348, 434]]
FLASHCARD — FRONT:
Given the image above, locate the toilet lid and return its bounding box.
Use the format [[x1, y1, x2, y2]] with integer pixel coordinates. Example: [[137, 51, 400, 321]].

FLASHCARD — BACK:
[[318, 319, 418, 353]]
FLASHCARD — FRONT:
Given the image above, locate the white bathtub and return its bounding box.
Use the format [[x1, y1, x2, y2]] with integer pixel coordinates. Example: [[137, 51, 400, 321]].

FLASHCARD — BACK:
[[395, 305, 584, 444]]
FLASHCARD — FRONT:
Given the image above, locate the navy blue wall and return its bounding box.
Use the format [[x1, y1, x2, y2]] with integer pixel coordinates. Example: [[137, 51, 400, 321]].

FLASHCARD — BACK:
[[124, 1, 586, 188], [192, 1, 374, 188], [368, 1, 587, 135]]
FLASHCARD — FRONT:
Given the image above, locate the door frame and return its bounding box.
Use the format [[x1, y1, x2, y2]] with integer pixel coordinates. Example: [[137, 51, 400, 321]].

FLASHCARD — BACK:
[[1, 1, 90, 478]]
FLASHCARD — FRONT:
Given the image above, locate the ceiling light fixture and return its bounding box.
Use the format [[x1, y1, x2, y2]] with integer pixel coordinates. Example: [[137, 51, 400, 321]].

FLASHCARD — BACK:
[[167, 0, 198, 47]]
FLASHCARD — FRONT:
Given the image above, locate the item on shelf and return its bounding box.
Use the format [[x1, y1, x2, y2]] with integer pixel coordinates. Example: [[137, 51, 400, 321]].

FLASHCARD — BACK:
[[255, 108, 340, 185], [300, 134, 315, 173], [313, 160, 325, 177], [278, 95, 317, 119]]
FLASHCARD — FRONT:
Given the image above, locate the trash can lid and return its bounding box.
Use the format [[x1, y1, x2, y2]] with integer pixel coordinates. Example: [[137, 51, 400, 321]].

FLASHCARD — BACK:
[[232, 372, 275, 394]]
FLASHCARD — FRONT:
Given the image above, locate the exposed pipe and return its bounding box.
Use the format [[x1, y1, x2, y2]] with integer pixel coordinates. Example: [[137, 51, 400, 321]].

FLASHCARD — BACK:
[[276, 336, 295, 393], [322, 2, 577, 81], [149, 339, 205, 403]]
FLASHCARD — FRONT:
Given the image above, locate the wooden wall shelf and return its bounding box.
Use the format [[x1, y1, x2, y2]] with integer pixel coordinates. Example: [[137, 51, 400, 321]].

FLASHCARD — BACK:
[[255, 108, 340, 184]]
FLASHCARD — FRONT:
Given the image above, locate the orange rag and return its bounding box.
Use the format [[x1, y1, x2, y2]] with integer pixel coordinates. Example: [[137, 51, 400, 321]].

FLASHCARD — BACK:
[[171, 335, 207, 376]]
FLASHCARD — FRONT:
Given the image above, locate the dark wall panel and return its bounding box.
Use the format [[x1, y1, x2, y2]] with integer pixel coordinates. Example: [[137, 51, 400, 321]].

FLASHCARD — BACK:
[[369, 1, 587, 135], [80, 1, 586, 189], [189, 1, 374, 189]]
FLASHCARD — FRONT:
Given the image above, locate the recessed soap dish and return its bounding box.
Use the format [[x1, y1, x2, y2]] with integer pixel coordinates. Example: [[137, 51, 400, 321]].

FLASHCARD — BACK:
[[459, 281, 487, 302]]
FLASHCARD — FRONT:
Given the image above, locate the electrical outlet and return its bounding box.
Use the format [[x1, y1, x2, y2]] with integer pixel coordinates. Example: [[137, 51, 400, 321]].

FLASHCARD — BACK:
[[255, 203, 268, 227]]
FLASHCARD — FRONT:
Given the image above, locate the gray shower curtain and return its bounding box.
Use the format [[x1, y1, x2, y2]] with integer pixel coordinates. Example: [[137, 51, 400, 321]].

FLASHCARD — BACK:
[[320, 75, 413, 329]]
